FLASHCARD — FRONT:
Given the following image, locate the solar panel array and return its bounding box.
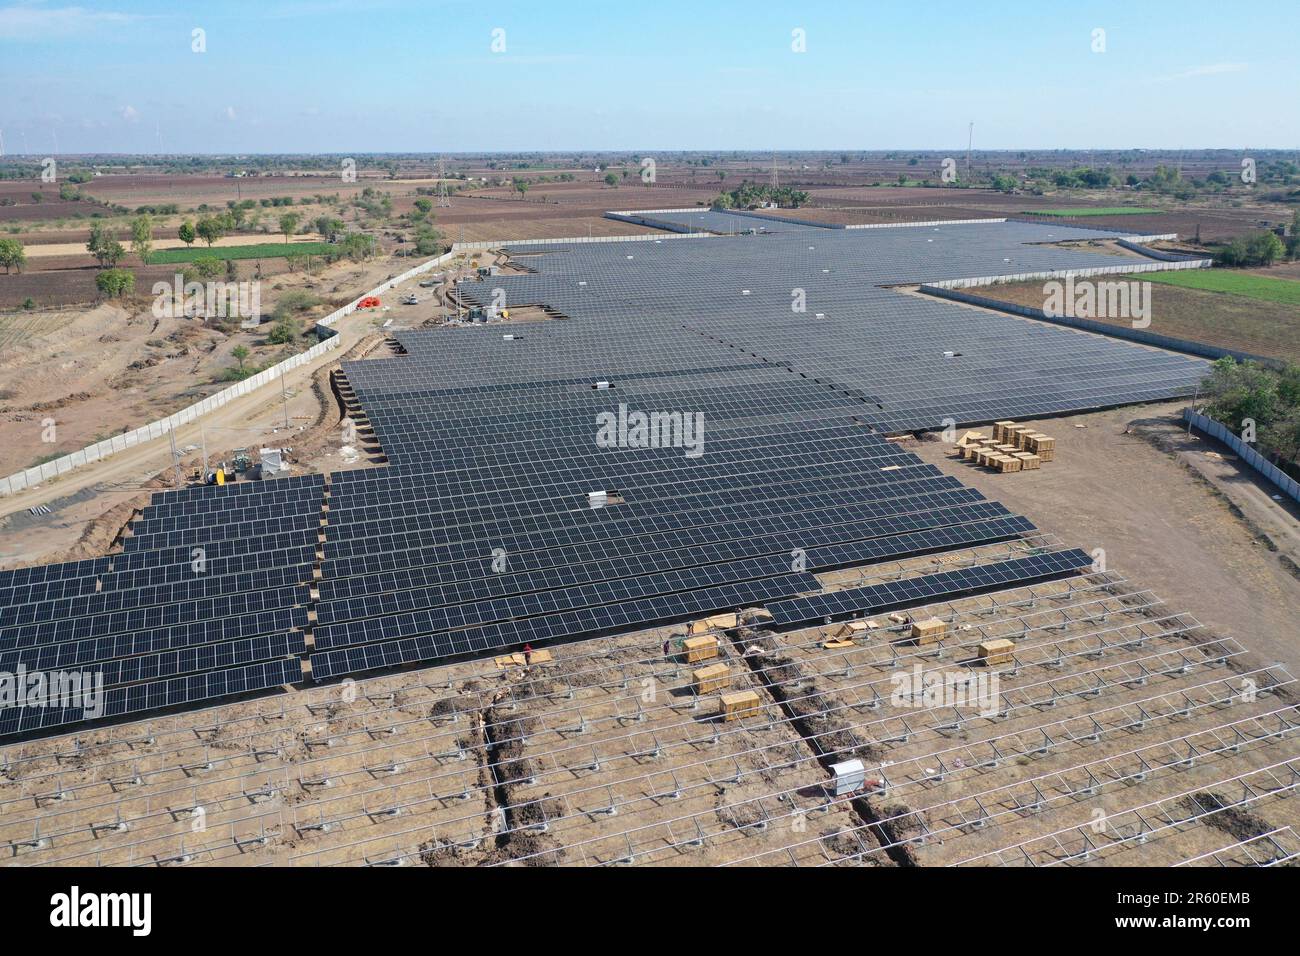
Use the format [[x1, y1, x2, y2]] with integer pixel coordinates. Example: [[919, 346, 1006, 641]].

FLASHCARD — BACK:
[[0, 220, 1194, 737]]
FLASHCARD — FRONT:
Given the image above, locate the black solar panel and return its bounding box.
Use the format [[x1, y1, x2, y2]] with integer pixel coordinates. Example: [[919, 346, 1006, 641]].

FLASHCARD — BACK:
[[0, 219, 1172, 738]]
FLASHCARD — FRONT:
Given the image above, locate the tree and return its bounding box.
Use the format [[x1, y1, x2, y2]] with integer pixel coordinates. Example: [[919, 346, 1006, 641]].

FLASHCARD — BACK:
[[314, 216, 343, 241], [86, 223, 125, 268], [95, 268, 135, 298], [196, 216, 225, 247], [1216, 231, 1286, 267], [513, 178, 529, 199], [279, 212, 301, 244], [267, 316, 298, 345], [192, 255, 223, 280], [231, 345, 250, 373], [130, 214, 154, 265], [413, 227, 442, 256], [178, 220, 196, 247], [0, 237, 26, 274], [604, 172, 619, 187]]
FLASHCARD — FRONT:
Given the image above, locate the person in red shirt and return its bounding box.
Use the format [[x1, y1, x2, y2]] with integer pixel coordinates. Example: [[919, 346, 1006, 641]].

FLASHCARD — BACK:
[[523, 644, 533, 666]]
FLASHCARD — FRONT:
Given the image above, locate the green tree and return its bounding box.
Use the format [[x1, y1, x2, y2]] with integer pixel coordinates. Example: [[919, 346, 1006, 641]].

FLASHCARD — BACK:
[[266, 317, 298, 345], [0, 237, 26, 274], [413, 227, 442, 256], [178, 220, 196, 247], [192, 255, 223, 280], [95, 268, 135, 298], [314, 215, 343, 240], [130, 214, 154, 265], [196, 216, 225, 247], [87, 223, 126, 268], [603, 172, 619, 187], [231, 344, 250, 372], [278, 212, 301, 244]]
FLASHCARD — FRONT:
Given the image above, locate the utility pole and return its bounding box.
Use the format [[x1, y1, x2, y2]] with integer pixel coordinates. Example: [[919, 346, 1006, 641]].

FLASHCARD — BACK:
[[167, 429, 182, 488], [966, 122, 974, 183], [279, 367, 291, 431]]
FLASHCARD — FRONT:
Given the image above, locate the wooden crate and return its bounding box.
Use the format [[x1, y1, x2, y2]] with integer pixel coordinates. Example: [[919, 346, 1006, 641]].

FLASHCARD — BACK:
[[977, 639, 1015, 666], [683, 635, 719, 663], [911, 617, 948, 645], [1008, 426, 1035, 448], [993, 421, 1016, 443], [689, 612, 738, 635], [693, 663, 732, 694], [720, 690, 761, 721], [1013, 452, 1041, 470], [993, 455, 1022, 473], [1024, 434, 1056, 462]]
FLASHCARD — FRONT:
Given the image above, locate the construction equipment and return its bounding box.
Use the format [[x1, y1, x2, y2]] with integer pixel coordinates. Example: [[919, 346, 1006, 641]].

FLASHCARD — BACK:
[[231, 448, 253, 474]]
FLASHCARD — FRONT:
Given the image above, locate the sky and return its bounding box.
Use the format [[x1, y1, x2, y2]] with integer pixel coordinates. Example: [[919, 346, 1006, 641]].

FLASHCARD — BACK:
[[0, 0, 1296, 154]]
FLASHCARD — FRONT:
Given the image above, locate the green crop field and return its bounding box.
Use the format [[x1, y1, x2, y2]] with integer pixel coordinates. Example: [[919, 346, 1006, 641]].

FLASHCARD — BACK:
[[1025, 207, 1163, 217], [1135, 269, 1300, 306], [150, 242, 334, 264]]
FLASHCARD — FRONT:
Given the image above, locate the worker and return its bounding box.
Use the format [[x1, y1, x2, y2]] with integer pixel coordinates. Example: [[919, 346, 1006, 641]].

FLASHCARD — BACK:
[[523, 643, 533, 666], [663, 639, 671, 658]]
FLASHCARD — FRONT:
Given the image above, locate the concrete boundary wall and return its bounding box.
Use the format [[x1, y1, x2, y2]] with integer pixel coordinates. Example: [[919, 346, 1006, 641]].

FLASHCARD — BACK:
[[924, 256, 1211, 291], [0, 249, 458, 498], [845, 217, 1007, 230], [602, 211, 701, 233], [718, 208, 844, 229], [454, 232, 712, 250], [1183, 409, 1300, 505], [1115, 238, 1205, 262]]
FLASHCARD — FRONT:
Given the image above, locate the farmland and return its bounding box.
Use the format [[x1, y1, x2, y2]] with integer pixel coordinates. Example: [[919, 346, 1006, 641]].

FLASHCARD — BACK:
[[1139, 268, 1300, 306], [957, 272, 1300, 364], [150, 241, 336, 264]]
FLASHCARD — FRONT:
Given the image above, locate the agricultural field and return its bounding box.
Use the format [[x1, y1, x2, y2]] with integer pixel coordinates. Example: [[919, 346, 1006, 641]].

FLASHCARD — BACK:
[[150, 241, 336, 264], [1139, 268, 1300, 306], [958, 272, 1300, 364]]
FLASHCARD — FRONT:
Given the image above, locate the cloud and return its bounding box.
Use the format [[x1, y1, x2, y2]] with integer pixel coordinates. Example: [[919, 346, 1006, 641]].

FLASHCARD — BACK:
[[1157, 62, 1249, 82], [0, 3, 140, 40], [222, 106, 237, 121], [118, 104, 139, 123]]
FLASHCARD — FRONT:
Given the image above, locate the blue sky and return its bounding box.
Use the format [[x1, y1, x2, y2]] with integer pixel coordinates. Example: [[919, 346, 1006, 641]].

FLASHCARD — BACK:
[[1, 0, 1296, 154]]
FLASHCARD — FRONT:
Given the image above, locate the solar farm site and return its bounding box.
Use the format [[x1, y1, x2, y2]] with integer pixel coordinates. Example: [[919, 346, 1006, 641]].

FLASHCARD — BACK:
[[2, 217, 1297, 870]]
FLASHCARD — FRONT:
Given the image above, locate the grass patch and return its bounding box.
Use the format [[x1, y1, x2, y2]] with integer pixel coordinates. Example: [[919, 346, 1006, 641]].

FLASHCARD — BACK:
[[1025, 207, 1163, 217], [1133, 270, 1300, 306], [151, 242, 334, 264]]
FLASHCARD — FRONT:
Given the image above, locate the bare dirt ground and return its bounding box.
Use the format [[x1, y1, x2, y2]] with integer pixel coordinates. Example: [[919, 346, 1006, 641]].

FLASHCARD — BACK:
[[0, 261, 459, 568], [0, 251, 421, 476], [907, 402, 1300, 677]]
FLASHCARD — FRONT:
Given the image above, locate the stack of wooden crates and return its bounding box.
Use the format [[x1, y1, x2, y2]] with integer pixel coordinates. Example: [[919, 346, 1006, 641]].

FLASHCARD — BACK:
[[957, 421, 1055, 474]]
